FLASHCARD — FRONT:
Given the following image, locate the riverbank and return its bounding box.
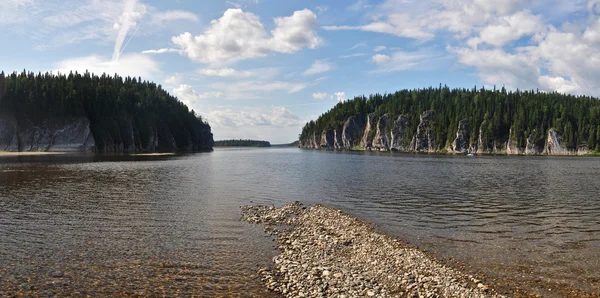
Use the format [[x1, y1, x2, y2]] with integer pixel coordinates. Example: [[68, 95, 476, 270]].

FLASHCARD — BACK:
[[0, 151, 68, 156], [242, 203, 500, 297]]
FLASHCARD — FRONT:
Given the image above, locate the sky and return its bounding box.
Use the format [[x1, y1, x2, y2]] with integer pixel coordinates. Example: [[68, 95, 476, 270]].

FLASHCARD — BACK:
[[1, 0, 600, 143]]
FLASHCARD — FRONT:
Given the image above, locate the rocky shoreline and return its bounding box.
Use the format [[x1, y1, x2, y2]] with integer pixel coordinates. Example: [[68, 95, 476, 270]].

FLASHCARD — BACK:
[[242, 203, 502, 298]]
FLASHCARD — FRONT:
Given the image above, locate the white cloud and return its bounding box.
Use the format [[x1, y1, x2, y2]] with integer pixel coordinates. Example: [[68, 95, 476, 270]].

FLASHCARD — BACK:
[[164, 74, 182, 85], [312, 92, 328, 100], [315, 5, 328, 13], [152, 10, 198, 23], [206, 106, 304, 128], [374, 45, 386, 52], [451, 47, 540, 89], [166, 8, 321, 65], [204, 80, 307, 100], [198, 68, 254, 77], [348, 42, 367, 50], [340, 53, 368, 58], [203, 105, 305, 143], [371, 54, 391, 65], [0, 0, 36, 25], [303, 60, 334, 76], [468, 11, 545, 47], [142, 48, 180, 54], [55, 53, 160, 79], [348, 0, 372, 12], [370, 50, 438, 72], [334, 92, 346, 102], [173, 84, 224, 106]]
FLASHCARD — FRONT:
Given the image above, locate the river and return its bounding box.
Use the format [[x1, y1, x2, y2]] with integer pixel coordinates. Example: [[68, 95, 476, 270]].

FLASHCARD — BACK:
[[0, 148, 599, 296]]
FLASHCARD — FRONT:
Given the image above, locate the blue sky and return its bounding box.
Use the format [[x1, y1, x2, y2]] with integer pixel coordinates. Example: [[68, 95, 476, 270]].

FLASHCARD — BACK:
[[1, 0, 600, 143]]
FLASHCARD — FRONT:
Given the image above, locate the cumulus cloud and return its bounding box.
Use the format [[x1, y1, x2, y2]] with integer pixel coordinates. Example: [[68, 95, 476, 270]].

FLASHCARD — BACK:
[[371, 54, 391, 65], [312, 92, 328, 100], [467, 11, 545, 47], [206, 106, 304, 128], [173, 84, 224, 106], [325, 0, 600, 96], [55, 53, 160, 79], [203, 105, 306, 143], [334, 92, 346, 102], [303, 60, 334, 76], [164, 8, 321, 65]]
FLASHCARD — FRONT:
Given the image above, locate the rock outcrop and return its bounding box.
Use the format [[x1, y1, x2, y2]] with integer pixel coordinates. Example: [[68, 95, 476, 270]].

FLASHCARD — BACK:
[[360, 113, 377, 149], [544, 129, 571, 155], [390, 115, 412, 151], [298, 113, 590, 156], [0, 114, 95, 152], [342, 114, 365, 148], [334, 127, 344, 149], [411, 111, 436, 152], [372, 114, 391, 151], [320, 129, 335, 149], [450, 120, 470, 153]]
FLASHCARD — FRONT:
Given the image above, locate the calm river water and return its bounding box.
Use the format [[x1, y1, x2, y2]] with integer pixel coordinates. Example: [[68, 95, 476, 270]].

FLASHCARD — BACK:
[[0, 148, 599, 296]]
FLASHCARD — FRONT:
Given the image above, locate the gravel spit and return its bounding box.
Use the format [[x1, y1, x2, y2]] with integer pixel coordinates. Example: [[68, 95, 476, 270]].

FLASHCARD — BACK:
[[242, 202, 503, 298]]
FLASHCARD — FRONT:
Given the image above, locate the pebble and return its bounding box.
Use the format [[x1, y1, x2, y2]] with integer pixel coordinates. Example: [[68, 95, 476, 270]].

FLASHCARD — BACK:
[[241, 202, 502, 298]]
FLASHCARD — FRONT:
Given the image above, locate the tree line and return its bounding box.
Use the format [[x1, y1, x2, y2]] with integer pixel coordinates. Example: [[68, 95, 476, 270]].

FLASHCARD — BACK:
[[0, 70, 213, 151], [300, 85, 600, 152], [214, 139, 271, 147]]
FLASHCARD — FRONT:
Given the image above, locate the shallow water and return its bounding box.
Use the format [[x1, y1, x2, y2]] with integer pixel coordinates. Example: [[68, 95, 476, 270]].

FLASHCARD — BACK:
[[0, 149, 599, 296]]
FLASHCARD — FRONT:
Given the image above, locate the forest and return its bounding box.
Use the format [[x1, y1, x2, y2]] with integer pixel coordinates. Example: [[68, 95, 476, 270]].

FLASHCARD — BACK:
[[300, 85, 600, 152], [0, 70, 213, 152], [214, 139, 271, 147]]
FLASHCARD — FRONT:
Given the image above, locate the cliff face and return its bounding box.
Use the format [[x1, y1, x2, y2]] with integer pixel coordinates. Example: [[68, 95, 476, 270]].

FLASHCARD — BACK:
[[450, 120, 470, 153], [372, 114, 390, 151], [411, 111, 436, 152], [390, 115, 412, 152], [0, 114, 95, 152], [299, 112, 589, 155], [342, 114, 365, 148], [0, 113, 213, 153], [360, 113, 377, 149]]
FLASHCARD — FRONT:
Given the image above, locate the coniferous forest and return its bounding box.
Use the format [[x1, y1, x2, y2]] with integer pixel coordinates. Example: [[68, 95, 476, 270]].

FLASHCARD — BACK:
[[300, 85, 600, 154], [0, 70, 213, 152], [214, 139, 271, 147]]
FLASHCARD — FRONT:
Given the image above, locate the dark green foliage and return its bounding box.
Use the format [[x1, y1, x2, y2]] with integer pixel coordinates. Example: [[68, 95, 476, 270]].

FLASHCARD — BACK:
[[214, 139, 271, 147], [0, 70, 213, 152], [300, 85, 600, 152]]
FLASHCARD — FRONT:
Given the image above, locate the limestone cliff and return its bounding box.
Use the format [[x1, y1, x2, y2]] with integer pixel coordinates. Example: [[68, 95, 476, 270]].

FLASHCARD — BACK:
[[0, 114, 95, 152], [342, 114, 365, 148], [360, 113, 377, 149], [390, 115, 412, 152], [450, 120, 470, 153], [372, 114, 391, 151], [298, 113, 589, 155], [410, 111, 437, 152]]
